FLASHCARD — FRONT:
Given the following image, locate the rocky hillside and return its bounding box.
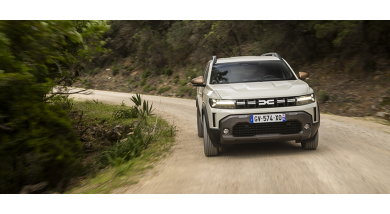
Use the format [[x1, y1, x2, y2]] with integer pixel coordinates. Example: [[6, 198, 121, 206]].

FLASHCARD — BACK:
[[74, 55, 390, 122], [75, 20, 390, 122]]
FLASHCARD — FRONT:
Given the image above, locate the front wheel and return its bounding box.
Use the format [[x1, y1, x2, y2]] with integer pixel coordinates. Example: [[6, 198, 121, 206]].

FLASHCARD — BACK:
[[203, 114, 219, 157], [301, 131, 319, 150]]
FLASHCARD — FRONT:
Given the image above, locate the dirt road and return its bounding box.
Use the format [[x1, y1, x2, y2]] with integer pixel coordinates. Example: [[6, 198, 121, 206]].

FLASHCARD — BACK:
[[70, 89, 390, 193]]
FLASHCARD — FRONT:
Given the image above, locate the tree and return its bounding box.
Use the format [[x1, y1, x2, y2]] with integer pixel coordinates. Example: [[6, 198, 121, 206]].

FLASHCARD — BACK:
[[0, 20, 109, 193]]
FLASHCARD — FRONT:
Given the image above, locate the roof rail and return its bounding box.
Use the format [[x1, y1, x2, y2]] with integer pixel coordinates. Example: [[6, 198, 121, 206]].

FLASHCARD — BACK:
[[261, 52, 283, 60], [212, 56, 217, 65]]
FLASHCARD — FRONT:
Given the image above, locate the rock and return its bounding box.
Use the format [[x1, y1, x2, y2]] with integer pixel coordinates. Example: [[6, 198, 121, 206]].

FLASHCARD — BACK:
[[371, 105, 376, 110], [376, 112, 390, 120], [20, 181, 48, 194], [83, 142, 92, 150], [113, 125, 123, 132], [106, 130, 121, 140], [106, 131, 115, 139], [376, 112, 386, 117], [108, 77, 111, 79], [120, 138, 128, 143], [93, 130, 103, 137], [106, 68, 111, 71], [102, 139, 111, 147]]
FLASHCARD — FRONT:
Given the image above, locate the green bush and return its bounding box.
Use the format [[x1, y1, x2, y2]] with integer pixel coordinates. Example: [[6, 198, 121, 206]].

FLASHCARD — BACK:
[[176, 91, 184, 97], [112, 107, 138, 119], [127, 78, 135, 84], [185, 67, 200, 80], [111, 64, 119, 76], [173, 75, 179, 84], [139, 79, 146, 87], [51, 95, 74, 113], [112, 93, 154, 122], [318, 90, 329, 103], [143, 84, 156, 92], [127, 66, 134, 72], [180, 79, 187, 86], [141, 69, 151, 79], [100, 126, 154, 167], [89, 68, 100, 76], [157, 86, 171, 94], [103, 94, 156, 168], [164, 66, 173, 76], [0, 74, 83, 193], [81, 79, 93, 88], [177, 85, 195, 97]]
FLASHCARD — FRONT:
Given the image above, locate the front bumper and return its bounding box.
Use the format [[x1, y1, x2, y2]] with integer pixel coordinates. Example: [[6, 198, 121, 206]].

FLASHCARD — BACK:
[[207, 111, 320, 147]]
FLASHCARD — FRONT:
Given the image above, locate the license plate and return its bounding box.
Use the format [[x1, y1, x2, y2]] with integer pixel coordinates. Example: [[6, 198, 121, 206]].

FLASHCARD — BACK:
[[250, 113, 286, 123]]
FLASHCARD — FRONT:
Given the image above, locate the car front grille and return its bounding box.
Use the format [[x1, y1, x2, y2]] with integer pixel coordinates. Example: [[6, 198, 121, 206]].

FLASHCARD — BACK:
[[232, 121, 302, 137], [235, 97, 297, 109]]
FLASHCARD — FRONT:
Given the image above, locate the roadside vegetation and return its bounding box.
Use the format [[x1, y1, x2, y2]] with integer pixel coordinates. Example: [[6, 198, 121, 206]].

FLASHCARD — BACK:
[[0, 21, 176, 194], [64, 94, 175, 194], [0, 20, 111, 193]]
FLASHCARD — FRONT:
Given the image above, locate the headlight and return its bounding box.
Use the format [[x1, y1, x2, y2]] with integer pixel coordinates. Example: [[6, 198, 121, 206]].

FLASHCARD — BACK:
[[296, 94, 315, 106], [209, 98, 236, 109]]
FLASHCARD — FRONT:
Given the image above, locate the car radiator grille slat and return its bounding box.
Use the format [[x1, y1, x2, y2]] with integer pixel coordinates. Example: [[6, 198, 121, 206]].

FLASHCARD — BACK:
[[232, 121, 302, 137], [235, 97, 297, 108]]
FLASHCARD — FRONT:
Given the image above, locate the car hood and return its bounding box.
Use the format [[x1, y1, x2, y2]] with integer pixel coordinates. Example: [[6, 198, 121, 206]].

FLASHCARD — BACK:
[[210, 80, 310, 99]]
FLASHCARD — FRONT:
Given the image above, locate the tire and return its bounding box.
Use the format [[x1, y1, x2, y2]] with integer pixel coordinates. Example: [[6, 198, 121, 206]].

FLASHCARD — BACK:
[[203, 114, 219, 156], [197, 109, 204, 138], [301, 131, 319, 150]]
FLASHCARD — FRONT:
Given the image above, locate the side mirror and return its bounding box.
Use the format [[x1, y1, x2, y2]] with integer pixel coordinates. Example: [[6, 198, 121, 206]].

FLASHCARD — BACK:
[[299, 72, 309, 80], [191, 76, 206, 87]]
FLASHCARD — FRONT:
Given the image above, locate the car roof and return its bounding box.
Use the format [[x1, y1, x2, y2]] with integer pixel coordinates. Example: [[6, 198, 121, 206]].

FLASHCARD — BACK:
[[216, 56, 280, 64]]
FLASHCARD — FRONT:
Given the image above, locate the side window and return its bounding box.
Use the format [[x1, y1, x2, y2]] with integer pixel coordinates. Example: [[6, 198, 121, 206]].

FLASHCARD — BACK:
[[203, 61, 211, 84]]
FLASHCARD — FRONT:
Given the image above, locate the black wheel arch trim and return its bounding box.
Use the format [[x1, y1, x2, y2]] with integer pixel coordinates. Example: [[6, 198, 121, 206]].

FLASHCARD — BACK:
[[202, 103, 223, 147]]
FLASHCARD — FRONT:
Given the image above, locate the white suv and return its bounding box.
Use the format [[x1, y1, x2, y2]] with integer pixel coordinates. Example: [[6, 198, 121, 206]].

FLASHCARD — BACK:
[[191, 53, 320, 157]]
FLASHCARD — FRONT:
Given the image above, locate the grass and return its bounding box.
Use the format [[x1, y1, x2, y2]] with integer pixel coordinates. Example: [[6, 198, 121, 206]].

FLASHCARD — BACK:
[[67, 139, 172, 194], [65, 97, 176, 193], [66, 123, 174, 194]]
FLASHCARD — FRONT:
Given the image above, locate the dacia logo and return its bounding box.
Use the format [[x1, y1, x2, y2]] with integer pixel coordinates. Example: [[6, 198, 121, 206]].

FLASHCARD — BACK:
[[258, 99, 274, 105]]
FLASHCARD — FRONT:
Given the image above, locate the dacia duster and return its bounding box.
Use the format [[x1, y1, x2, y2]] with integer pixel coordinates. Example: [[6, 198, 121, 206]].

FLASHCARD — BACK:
[[191, 53, 320, 157]]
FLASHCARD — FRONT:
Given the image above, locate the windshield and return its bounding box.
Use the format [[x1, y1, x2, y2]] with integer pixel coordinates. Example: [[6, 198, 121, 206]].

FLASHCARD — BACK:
[[209, 60, 296, 84]]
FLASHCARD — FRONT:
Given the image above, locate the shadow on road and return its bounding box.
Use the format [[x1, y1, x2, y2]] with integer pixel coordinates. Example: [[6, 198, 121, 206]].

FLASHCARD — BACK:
[[219, 141, 310, 157]]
